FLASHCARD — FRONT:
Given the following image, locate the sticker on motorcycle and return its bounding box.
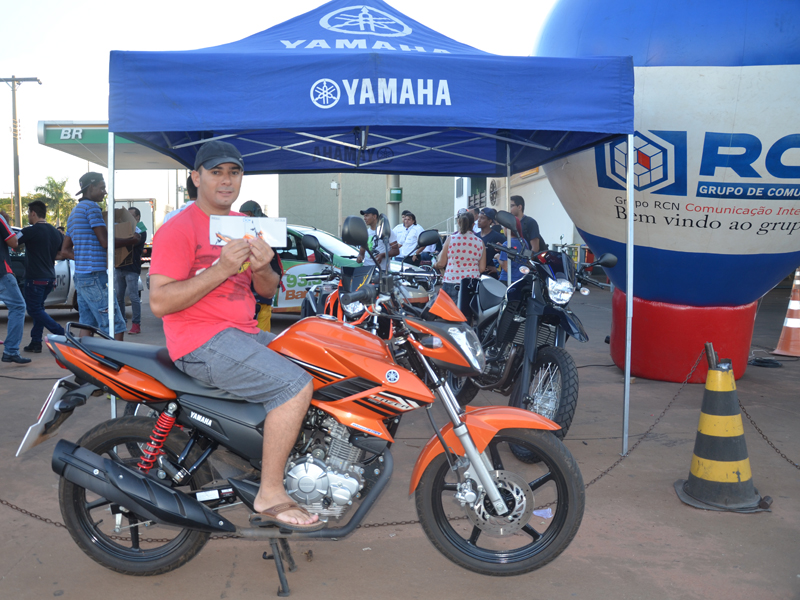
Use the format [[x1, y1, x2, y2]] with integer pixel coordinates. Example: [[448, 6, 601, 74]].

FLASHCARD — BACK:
[[385, 369, 400, 383]]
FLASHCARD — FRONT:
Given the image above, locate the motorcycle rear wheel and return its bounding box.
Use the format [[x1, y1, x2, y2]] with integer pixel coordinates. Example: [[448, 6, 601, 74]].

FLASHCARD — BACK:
[[509, 345, 578, 446], [415, 428, 585, 576], [58, 417, 213, 576]]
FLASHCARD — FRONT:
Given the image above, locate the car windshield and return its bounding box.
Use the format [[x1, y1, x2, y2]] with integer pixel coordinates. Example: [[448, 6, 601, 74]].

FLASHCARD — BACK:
[[292, 226, 359, 258]]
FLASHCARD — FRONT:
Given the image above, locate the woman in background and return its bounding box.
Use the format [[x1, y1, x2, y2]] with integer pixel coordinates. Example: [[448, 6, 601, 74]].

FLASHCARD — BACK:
[[436, 211, 486, 304]]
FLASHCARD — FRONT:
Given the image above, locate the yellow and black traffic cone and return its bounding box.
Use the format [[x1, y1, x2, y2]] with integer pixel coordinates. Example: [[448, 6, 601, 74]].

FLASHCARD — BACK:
[[674, 354, 772, 513]]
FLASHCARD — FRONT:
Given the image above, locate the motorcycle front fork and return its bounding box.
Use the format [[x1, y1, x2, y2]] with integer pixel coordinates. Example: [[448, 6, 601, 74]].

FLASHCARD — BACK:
[[416, 352, 509, 516]]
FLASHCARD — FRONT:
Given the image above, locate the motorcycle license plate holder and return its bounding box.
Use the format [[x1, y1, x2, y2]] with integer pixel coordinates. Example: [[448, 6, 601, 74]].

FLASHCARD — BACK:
[[16, 377, 73, 457]]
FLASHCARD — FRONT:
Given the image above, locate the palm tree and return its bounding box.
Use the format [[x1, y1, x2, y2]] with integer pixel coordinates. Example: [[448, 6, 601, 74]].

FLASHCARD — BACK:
[[34, 177, 74, 227]]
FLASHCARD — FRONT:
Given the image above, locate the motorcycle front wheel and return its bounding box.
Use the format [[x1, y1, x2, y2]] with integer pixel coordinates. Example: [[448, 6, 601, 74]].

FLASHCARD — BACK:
[[415, 428, 585, 576], [446, 371, 480, 406], [509, 345, 578, 445], [58, 417, 213, 576]]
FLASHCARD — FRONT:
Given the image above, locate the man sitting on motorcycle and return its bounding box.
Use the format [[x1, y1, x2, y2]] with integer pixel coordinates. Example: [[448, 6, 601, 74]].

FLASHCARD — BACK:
[[148, 141, 320, 531]]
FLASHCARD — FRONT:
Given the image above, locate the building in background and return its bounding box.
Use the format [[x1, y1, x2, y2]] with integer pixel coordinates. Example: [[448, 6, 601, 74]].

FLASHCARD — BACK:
[[279, 173, 454, 236]]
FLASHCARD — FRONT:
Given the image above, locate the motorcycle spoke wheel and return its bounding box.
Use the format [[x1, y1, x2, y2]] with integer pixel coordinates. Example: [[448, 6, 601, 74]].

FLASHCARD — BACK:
[[59, 417, 212, 576], [510, 346, 579, 445], [416, 429, 584, 576]]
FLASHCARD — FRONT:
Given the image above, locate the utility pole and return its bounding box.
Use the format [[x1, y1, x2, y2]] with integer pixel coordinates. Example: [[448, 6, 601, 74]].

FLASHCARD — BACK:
[[1, 76, 42, 226]]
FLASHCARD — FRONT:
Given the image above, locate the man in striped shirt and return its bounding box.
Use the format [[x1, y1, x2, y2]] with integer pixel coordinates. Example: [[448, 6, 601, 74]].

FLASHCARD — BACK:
[[60, 173, 140, 340]]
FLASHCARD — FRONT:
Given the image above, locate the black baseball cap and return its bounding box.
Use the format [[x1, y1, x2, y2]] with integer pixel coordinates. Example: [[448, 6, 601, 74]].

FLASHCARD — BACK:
[[194, 140, 244, 171], [480, 207, 497, 220], [360, 207, 379, 216], [77, 172, 105, 195]]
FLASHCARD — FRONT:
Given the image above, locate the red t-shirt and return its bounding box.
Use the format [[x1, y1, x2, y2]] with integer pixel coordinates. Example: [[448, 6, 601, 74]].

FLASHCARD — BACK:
[[150, 203, 273, 361]]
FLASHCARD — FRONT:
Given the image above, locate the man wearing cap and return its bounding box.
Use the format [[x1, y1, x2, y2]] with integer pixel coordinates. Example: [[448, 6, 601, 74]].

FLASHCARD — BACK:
[[356, 207, 399, 268], [149, 141, 319, 531], [60, 173, 140, 341], [476, 208, 506, 279]]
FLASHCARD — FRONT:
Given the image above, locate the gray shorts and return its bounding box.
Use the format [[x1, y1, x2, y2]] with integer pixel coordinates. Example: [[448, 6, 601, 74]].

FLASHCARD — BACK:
[[175, 328, 312, 413]]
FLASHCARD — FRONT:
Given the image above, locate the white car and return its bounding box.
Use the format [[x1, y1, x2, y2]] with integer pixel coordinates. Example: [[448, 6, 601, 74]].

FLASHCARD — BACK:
[[1, 226, 141, 310]]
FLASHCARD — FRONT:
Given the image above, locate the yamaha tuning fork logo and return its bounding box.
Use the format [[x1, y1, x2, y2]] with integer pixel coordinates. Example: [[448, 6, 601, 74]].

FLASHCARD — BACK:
[[320, 5, 413, 37], [310, 79, 341, 108], [595, 130, 688, 196]]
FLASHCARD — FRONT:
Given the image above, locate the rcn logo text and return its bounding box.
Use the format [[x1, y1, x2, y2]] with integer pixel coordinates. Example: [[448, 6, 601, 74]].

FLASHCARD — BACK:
[[596, 131, 800, 198]]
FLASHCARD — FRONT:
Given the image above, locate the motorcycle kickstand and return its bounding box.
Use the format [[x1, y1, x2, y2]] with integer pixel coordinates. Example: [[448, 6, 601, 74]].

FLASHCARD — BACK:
[[262, 538, 296, 597]]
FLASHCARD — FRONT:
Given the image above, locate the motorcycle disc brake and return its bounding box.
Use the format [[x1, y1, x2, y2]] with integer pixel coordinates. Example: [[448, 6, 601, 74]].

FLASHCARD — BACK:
[[466, 470, 534, 537]]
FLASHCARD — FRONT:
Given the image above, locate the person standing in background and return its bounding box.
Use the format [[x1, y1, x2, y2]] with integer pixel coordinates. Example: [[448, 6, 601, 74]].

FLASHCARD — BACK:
[[240, 200, 273, 332], [509, 195, 546, 252], [163, 175, 198, 224], [476, 207, 505, 279], [116, 207, 147, 335], [18, 200, 66, 352], [397, 212, 425, 264], [436, 211, 486, 304], [60, 172, 140, 341], [0, 210, 30, 364]]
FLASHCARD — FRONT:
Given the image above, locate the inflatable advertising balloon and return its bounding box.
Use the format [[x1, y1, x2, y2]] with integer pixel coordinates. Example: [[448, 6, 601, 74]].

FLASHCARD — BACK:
[[538, 0, 800, 382]]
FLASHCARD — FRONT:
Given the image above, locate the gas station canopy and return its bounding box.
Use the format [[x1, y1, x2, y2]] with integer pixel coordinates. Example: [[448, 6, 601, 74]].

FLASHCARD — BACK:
[[37, 121, 184, 170]]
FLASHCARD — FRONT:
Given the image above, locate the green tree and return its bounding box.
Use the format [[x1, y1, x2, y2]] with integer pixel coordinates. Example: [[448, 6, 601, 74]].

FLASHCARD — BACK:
[[34, 177, 75, 227]]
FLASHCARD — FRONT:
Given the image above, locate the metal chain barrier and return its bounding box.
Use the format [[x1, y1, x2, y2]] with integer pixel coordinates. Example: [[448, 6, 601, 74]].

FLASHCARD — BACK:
[[739, 401, 800, 470], [583, 350, 704, 488], [2, 347, 791, 535]]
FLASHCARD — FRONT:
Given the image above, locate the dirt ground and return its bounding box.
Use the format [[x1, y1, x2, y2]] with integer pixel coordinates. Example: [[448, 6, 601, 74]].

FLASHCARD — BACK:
[[0, 271, 798, 600]]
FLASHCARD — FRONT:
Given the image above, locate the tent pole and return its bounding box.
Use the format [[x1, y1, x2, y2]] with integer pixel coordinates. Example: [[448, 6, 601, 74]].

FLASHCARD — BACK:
[[505, 143, 512, 280], [107, 132, 117, 419], [622, 133, 635, 455]]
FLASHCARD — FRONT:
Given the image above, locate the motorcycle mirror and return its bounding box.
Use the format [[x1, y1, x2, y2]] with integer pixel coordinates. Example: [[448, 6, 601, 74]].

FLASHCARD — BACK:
[[301, 234, 320, 253], [341, 216, 369, 247], [417, 229, 440, 249], [376, 214, 391, 241], [494, 210, 517, 232], [595, 253, 618, 268]]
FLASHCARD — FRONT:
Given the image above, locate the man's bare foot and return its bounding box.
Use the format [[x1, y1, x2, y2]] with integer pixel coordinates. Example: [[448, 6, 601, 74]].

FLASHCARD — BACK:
[[253, 490, 319, 525]]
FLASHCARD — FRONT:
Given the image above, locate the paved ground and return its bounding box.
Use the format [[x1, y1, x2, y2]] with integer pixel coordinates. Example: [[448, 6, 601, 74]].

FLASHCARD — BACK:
[[0, 270, 798, 600]]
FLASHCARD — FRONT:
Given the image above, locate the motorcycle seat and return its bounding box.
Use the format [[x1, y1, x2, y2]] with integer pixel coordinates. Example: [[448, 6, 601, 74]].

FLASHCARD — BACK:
[[78, 337, 244, 401]]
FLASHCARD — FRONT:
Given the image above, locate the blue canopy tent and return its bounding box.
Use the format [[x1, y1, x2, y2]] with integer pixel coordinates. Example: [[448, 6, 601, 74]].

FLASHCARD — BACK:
[[104, 0, 638, 447]]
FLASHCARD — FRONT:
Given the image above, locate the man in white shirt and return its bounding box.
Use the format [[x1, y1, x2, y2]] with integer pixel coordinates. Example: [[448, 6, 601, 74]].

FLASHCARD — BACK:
[[398, 212, 425, 264], [392, 209, 411, 246], [356, 207, 399, 268]]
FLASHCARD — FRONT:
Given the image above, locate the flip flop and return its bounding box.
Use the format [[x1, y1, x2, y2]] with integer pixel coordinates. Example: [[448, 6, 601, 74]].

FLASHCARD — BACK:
[[250, 501, 325, 531]]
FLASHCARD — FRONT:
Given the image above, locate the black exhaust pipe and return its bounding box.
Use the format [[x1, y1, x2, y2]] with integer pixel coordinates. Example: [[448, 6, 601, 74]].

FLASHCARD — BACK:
[[52, 439, 235, 534]]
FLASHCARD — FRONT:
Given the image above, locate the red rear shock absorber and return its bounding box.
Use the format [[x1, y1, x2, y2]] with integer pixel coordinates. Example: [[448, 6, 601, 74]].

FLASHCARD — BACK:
[[137, 402, 178, 473]]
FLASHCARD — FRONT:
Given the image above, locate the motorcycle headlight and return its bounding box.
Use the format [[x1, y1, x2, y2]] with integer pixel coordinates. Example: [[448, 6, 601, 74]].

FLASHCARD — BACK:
[[342, 301, 365, 318], [547, 277, 575, 305], [448, 326, 486, 372]]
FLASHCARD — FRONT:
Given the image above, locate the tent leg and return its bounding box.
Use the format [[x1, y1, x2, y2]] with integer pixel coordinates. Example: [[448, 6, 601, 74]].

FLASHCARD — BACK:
[[505, 143, 512, 280], [622, 133, 635, 456], [108, 132, 117, 420]]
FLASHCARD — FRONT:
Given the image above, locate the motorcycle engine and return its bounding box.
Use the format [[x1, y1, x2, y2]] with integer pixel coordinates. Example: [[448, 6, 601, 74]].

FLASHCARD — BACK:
[[284, 418, 366, 520]]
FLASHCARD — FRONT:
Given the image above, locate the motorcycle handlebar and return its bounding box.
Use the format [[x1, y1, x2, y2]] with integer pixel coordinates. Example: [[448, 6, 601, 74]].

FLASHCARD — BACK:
[[340, 285, 377, 306]]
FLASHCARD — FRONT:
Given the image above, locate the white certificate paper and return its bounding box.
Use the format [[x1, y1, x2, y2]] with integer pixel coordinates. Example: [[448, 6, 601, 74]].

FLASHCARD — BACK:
[[209, 215, 287, 248]]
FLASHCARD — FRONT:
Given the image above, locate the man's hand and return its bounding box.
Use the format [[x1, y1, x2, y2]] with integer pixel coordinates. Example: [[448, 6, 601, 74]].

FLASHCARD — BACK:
[[247, 237, 275, 273], [217, 239, 251, 278]]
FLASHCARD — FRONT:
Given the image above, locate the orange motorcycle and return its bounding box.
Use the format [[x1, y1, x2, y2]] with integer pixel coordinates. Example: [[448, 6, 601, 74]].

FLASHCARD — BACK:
[[17, 217, 584, 591]]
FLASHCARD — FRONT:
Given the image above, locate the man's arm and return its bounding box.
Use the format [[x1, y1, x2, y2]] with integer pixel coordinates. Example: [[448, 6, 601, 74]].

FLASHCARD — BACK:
[[91, 225, 141, 249], [60, 234, 74, 260], [149, 239, 251, 318]]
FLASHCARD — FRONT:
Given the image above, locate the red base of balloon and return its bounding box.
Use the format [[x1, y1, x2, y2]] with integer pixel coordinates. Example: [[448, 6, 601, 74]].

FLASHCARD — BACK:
[[609, 290, 757, 383]]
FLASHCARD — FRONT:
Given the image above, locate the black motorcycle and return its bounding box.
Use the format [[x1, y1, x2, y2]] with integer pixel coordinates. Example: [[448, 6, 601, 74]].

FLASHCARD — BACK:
[[448, 210, 617, 451]]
